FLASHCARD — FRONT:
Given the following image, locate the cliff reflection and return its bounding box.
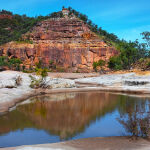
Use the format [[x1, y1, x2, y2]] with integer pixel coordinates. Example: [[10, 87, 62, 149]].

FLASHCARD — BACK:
[[0, 92, 149, 140], [0, 92, 118, 139]]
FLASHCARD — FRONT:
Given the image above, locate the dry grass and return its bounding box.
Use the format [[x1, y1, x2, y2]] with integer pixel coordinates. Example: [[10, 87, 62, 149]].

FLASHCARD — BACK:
[[109, 69, 150, 76]]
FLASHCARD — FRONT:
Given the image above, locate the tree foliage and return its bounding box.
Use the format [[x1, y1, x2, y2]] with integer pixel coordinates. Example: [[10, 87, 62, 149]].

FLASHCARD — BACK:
[[108, 40, 149, 70], [0, 10, 64, 45], [141, 31, 150, 48]]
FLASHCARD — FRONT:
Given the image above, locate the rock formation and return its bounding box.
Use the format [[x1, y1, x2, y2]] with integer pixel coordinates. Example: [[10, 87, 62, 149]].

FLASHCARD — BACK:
[[0, 14, 12, 20], [0, 9, 118, 72]]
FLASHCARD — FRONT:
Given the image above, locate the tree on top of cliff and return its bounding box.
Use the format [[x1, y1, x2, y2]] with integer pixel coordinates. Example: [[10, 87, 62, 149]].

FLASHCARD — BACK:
[[67, 7, 120, 45]]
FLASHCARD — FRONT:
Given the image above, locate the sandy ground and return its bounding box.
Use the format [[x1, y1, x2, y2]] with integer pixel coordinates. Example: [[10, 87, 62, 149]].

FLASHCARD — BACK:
[[47, 72, 100, 79], [1, 137, 150, 150], [47, 70, 150, 79]]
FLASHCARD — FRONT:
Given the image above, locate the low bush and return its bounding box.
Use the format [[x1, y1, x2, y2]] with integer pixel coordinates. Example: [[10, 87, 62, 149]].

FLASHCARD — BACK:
[[146, 61, 150, 68], [108, 56, 122, 70], [29, 75, 49, 89], [93, 59, 105, 72], [0, 56, 22, 71]]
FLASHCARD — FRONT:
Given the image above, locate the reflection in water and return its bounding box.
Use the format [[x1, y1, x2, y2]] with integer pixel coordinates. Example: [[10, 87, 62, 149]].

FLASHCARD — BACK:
[[117, 96, 150, 138], [0, 92, 149, 147], [0, 92, 118, 139]]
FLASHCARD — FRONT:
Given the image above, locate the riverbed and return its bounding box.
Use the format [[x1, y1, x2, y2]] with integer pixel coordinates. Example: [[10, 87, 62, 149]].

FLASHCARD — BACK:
[[0, 91, 149, 148]]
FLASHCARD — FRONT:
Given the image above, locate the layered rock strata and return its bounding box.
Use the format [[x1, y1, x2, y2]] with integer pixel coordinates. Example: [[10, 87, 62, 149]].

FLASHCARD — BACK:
[[0, 16, 118, 72]]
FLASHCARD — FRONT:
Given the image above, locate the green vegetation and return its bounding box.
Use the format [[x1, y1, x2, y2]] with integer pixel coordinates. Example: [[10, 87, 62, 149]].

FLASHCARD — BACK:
[[8, 57, 22, 70], [49, 60, 56, 70], [35, 68, 48, 80], [29, 74, 49, 89], [15, 39, 33, 44], [141, 31, 150, 48], [0, 56, 22, 70], [29, 60, 49, 89], [0, 56, 8, 67], [108, 39, 150, 70], [0, 10, 63, 45], [35, 59, 48, 79], [108, 56, 122, 70], [146, 61, 150, 68], [0, 10, 37, 45], [93, 59, 105, 72]]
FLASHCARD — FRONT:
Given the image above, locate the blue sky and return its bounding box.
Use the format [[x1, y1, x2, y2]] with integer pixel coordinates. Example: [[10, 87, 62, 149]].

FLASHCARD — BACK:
[[0, 0, 150, 42]]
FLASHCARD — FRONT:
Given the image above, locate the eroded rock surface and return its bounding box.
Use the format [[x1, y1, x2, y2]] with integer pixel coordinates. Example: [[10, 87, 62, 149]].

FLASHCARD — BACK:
[[0, 13, 118, 72]]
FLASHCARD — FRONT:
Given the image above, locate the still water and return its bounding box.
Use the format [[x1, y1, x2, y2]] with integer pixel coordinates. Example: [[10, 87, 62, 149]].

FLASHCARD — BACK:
[[0, 92, 150, 147]]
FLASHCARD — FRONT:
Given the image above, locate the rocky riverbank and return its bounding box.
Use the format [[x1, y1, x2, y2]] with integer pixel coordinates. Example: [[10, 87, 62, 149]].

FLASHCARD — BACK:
[[0, 71, 75, 114], [1, 70, 150, 114]]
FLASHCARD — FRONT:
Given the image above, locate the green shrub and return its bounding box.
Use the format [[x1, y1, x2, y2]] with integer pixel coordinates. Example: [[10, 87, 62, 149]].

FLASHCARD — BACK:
[[0, 56, 8, 67], [8, 58, 22, 70], [56, 67, 65, 72], [98, 60, 105, 68], [35, 60, 48, 80], [146, 61, 150, 68], [41, 68, 48, 79], [49, 60, 54, 65], [29, 75, 42, 89], [93, 62, 98, 72], [29, 75, 49, 89], [35, 60, 42, 69], [16, 39, 33, 44], [0, 56, 22, 71], [93, 59, 105, 72], [49, 60, 56, 69], [139, 58, 144, 63], [23, 70, 34, 73], [108, 56, 122, 70]]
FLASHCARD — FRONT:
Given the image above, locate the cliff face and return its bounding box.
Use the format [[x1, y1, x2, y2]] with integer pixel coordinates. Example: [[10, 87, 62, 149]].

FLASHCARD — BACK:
[[0, 16, 118, 72]]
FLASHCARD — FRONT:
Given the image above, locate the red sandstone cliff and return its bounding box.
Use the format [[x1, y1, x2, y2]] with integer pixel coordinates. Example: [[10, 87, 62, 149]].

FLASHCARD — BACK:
[[0, 11, 118, 72]]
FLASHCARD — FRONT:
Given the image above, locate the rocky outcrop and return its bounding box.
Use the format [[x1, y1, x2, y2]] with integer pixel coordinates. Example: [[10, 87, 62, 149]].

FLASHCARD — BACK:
[[0, 14, 12, 20], [0, 14, 118, 72]]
